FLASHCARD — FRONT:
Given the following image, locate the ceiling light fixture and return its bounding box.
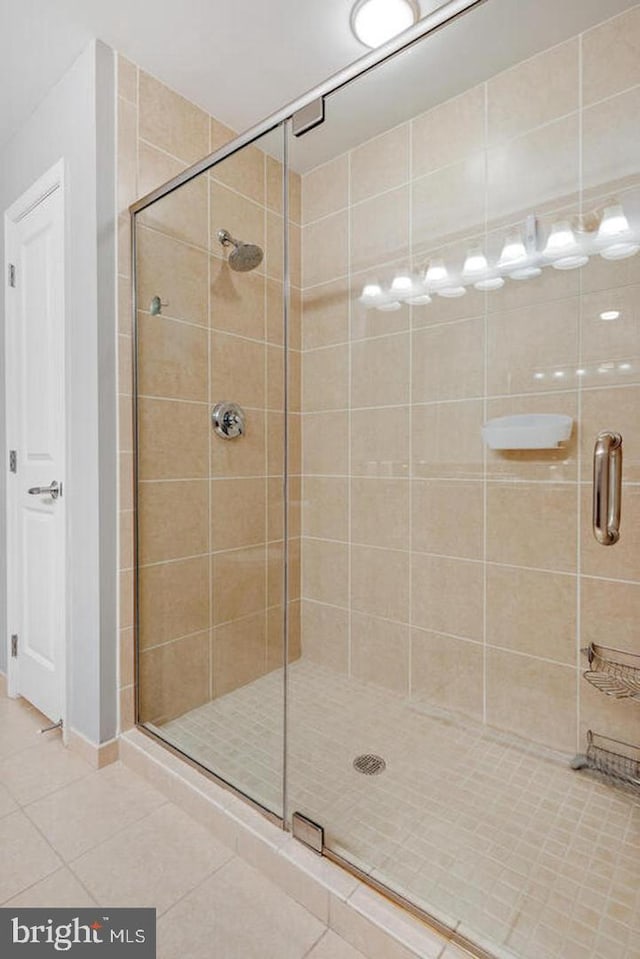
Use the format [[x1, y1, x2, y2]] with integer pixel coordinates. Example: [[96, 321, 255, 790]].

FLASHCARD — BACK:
[[543, 221, 588, 270], [474, 276, 505, 291], [498, 234, 528, 270], [359, 282, 384, 305], [438, 286, 467, 298], [600, 310, 621, 321], [509, 266, 542, 280], [601, 241, 639, 260], [462, 248, 489, 281], [597, 203, 639, 260], [598, 204, 631, 240], [424, 258, 450, 290], [391, 273, 416, 298], [350, 0, 419, 49]]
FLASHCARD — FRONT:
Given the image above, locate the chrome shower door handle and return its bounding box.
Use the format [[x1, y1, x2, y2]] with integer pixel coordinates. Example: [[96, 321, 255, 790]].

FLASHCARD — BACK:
[[593, 431, 622, 546]]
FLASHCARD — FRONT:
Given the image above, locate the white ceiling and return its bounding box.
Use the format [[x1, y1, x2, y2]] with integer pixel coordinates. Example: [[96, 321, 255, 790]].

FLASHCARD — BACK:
[[1, 0, 637, 166]]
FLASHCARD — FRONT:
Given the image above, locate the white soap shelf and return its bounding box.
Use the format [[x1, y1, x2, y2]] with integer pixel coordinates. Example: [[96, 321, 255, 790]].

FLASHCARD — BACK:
[[482, 413, 573, 450]]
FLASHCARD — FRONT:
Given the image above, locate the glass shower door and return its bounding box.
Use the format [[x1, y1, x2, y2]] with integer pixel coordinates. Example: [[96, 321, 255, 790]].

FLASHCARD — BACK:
[[286, 2, 640, 957], [134, 123, 291, 818]]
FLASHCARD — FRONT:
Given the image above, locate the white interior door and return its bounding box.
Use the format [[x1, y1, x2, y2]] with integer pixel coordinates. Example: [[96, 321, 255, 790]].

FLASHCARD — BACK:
[[5, 161, 66, 724]]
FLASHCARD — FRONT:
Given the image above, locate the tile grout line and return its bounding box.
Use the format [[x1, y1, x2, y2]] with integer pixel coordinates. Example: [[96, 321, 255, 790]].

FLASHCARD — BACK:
[[136, 537, 640, 583], [0, 863, 99, 910], [482, 78, 489, 728], [297, 597, 585, 669], [300, 927, 332, 959], [408, 111, 414, 700], [301, 97, 599, 232], [65, 808, 235, 920], [300, 165, 307, 671], [28, 802, 172, 880]]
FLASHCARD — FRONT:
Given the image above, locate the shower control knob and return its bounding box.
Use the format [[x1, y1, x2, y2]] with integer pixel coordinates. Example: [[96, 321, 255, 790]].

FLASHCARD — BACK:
[[212, 401, 245, 440]]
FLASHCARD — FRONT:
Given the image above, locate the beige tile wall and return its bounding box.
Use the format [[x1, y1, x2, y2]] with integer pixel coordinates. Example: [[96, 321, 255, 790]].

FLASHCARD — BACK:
[[117, 58, 301, 728], [300, 4, 640, 755]]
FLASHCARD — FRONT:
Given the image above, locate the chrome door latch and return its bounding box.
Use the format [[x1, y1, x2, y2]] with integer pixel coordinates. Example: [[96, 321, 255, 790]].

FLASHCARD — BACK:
[[28, 480, 62, 500]]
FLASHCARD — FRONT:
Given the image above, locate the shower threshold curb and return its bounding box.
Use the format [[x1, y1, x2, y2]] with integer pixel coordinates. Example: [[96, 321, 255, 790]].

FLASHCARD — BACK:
[[119, 728, 491, 959]]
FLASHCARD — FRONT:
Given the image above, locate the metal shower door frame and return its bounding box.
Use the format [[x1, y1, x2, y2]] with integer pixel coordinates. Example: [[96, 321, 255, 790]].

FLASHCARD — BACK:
[[129, 3, 496, 957], [129, 0, 485, 782]]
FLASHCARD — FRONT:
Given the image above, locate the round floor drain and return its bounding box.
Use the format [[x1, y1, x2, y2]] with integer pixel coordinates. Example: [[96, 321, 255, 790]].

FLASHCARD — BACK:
[[353, 754, 386, 775]]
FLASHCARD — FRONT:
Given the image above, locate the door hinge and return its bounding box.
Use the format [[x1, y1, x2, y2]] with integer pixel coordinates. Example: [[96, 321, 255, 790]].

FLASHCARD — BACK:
[[292, 98, 325, 137], [10, 634, 18, 658], [9, 450, 17, 473], [8, 264, 15, 288], [292, 812, 324, 853]]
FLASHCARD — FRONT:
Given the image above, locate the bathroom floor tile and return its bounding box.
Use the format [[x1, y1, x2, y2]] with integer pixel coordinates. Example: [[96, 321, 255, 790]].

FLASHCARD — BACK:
[[156, 857, 325, 959], [0, 736, 93, 806], [4, 866, 97, 908], [0, 782, 19, 820], [0, 809, 62, 903], [0, 685, 370, 957], [307, 930, 369, 959], [0, 698, 47, 761], [25, 762, 167, 861], [71, 803, 234, 915]]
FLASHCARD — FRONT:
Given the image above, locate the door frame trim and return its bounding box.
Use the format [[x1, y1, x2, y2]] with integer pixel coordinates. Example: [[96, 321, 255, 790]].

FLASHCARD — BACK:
[[4, 158, 67, 732]]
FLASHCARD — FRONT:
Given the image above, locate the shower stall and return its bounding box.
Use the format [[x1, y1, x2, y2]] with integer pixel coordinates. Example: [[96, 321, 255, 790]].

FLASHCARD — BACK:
[[129, 1, 640, 956]]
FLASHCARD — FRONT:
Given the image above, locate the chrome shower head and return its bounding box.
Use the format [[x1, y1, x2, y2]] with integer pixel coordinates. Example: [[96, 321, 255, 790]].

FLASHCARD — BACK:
[[217, 229, 264, 272]]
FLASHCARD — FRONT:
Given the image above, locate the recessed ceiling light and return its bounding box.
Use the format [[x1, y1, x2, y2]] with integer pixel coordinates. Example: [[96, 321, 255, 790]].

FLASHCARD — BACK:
[[350, 0, 419, 48], [600, 310, 621, 321]]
